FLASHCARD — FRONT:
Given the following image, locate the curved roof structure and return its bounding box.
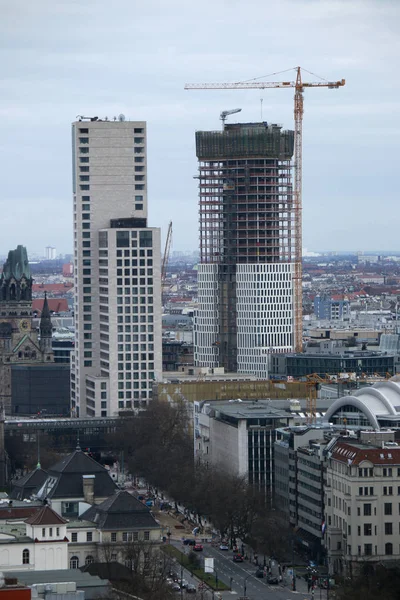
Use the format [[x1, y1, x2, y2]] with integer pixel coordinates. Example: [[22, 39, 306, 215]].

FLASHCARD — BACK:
[[324, 378, 400, 429]]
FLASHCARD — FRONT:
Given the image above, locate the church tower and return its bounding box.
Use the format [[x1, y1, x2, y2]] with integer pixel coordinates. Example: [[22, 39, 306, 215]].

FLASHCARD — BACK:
[[0, 246, 54, 415], [39, 293, 53, 357]]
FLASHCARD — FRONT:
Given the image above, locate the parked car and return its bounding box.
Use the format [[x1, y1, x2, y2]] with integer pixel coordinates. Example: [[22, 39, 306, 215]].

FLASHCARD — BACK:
[[255, 569, 264, 578], [194, 543, 203, 551], [219, 544, 229, 551], [233, 554, 244, 562], [186, 584, 196, 594], [178, 579, 188, 588], [183, 539, 196, 546], [171, 583, 181, 592], [267, 575, 279, 584]]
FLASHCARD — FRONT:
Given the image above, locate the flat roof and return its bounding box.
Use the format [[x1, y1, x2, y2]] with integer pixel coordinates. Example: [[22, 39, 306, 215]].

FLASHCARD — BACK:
[[6, 570, 110, 589], [208, 400, 290, 419]]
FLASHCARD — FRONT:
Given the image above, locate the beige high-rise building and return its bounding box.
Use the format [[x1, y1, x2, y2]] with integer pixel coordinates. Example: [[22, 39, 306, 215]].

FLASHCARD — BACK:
[[71, 118, 161, 417]]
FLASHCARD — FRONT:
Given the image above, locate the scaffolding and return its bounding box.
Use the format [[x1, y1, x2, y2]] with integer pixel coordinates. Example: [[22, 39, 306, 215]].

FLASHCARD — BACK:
[[196, 122, 296, 370], [196, 123, 296, 266]]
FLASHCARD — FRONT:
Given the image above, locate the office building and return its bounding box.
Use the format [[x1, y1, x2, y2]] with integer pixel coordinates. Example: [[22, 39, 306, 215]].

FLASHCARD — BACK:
[[195, 399, 293, 500], [270, 350, 395, 379], [71, 118, 161, 417], [275, 427, 329, 561], [194, 122, 296, 378]]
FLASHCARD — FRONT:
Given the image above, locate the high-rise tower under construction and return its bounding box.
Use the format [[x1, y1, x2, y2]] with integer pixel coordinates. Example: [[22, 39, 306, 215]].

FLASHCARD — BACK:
[[194, 121, 296, 378]]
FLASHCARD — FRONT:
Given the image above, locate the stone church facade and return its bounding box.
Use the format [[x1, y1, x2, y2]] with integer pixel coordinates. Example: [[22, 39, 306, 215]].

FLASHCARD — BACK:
[[0, 245, 54, 415]]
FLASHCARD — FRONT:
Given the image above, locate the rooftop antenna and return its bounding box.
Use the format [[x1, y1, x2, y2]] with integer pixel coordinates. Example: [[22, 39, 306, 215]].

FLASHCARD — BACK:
[[220, 108, 242, 129], [118, 114, 126, 122]]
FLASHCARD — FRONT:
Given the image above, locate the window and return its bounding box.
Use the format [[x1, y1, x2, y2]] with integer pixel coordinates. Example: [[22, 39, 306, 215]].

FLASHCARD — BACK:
[[71, 532, 78, 542], [386, 542, 393, 555], [123, 532, 133, 542], [117, 231, 130, 247], [364, 544, 372, 556], [85, 555, 94, 565], [385, 522, 393, 535], [49, 527, 53, 537], [22, 549, 30, 564], [87, 531, 93, 542], [385, 503, 392, 515], [135, 204, 143, 211], [364, 523, 372, 536], [139, 231, 152, 248], [383, 468, 393, 477], [364, 504, 372, 516], [42, 528, 45, 537], [111, 532, 117, 542], [144, 531, 150, 541], [70, 556, 79, 569], [56, 528, 60, 537]]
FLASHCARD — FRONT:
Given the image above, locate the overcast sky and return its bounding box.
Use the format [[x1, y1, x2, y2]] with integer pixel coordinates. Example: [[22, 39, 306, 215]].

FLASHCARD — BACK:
[[0, 0, 399, 256]]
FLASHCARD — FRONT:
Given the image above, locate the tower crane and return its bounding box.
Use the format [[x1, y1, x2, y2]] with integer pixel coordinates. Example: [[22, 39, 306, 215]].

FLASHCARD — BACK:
[[161, 221, 173, 304], [220, 108, 242, 128], [185, 67, 345, 353]]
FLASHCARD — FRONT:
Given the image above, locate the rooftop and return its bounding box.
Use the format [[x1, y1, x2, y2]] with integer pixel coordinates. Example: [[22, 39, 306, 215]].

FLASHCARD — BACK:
[[207, 399, 291, 420], [332, 441, 400, 466]]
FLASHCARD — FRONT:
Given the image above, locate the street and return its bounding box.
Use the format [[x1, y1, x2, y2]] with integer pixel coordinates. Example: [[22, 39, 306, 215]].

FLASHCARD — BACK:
[[173, 540, 329, 600]]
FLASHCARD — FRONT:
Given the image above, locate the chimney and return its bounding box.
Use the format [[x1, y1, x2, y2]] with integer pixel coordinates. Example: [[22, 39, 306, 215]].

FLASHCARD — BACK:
[[82, 475, 95, 504]]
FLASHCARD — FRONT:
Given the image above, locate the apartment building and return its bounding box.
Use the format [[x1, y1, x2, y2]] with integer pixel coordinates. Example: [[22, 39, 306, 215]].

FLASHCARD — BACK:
[[325, 432, 400, 575], [71, 118, 161, 417]]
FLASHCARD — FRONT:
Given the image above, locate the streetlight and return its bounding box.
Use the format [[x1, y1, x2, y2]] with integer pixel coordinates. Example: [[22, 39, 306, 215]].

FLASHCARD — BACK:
[[180, 564, 183, 600]]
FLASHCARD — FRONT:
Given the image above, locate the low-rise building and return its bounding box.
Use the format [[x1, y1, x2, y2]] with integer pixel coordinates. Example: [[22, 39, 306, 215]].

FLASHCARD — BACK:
[[0, 505, 68, 571], [195, 399, 294, 501]]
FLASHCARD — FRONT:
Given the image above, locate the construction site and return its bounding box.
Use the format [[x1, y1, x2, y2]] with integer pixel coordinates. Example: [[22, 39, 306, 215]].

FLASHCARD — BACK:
[[188, 67, 345, 380], [194, 121, 297, 378]]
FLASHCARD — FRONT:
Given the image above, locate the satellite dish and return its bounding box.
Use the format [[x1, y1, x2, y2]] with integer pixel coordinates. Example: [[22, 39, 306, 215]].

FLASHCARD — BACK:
[[118, 114, 126, 122]]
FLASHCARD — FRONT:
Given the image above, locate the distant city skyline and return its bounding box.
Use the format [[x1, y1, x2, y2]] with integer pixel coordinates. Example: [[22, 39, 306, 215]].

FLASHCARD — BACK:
[[1, 1, 399, 255]]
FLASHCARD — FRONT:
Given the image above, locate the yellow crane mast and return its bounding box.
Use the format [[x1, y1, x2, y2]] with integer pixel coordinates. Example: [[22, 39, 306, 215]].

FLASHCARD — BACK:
[[161, 221, 173, 304], [185, 67, 345, 353]]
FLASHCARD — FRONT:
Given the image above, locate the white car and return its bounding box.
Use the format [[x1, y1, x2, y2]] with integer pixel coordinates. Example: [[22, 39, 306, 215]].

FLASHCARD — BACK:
[[219, 544, 229, 551]]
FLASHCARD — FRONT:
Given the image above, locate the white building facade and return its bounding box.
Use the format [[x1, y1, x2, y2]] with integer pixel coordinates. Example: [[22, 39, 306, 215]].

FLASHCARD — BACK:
[[71, 118, 161, 417], [325, 438, 400, 575]]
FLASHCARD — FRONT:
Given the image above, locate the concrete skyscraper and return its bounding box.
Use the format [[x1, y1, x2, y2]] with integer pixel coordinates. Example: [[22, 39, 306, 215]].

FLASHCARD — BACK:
[[194, 121, 296, 379], [71, 118, 161, 417]]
